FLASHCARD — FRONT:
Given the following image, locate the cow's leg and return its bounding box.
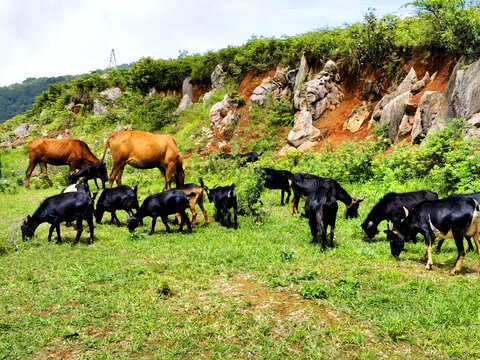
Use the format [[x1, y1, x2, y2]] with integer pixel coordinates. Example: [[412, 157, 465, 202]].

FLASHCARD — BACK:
[[39, 162, 53, 186], [450, 231, 467, 275], [164, 164, 175, 190], [25, 159, 38, 189], [108, 162, 124, 188], [114, 166, 125, 187], [159, 167, 167, 191], [149, 216, 158, 235]]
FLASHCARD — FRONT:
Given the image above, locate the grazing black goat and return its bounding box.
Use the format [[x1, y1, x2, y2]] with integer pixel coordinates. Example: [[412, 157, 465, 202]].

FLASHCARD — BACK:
[[361, 190, 438, 239], [435, 192, 480, 253], [385, 197, 480, 275], [21, 192, 94, 245], [290, 173, 363, 218], [94, 185, 140, 226], [238, 151, 262, 163], [127, 189, 194, 235], [69, 161, 108, 189], [302, 187, 338, 251], [261, 168, 293, 206], [199, 178, 237, 229]]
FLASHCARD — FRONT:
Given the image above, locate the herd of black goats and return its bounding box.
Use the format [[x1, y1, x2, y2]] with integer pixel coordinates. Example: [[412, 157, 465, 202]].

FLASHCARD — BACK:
[[20, 150, 480, 276]]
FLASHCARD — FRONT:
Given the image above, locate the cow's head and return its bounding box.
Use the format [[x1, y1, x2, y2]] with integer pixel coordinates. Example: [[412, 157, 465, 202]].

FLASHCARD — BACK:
[[361, 220, 378, 239], [384, 228, 406, 257], [21, 216, 35, 241]]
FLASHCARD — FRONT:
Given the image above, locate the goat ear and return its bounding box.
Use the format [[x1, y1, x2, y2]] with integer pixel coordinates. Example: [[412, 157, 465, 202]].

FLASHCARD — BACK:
[[27, 215, 31, 221], [230, 184, 235, 188]]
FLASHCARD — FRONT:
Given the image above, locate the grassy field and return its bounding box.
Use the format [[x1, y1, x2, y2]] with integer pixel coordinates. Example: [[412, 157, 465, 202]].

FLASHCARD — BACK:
[[3, 162, 480, 360]]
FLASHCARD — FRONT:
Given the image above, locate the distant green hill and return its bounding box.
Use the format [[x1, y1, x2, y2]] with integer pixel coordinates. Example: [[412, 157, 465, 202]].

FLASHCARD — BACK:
[[0, 76, 76, 123]]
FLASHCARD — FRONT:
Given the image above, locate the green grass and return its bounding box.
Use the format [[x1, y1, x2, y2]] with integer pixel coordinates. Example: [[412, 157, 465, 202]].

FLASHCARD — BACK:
[[3, 167, 480, 360]]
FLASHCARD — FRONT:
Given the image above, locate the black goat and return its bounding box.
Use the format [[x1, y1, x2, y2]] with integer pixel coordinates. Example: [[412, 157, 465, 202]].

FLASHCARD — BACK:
[[361, 190, 438, 239], [302, 187, 338, 251], [385, 197, 480, 275], [199, 178, 238, 229], [238, 151, 262, 163], [290, 173, 363, 218], [261, 168, 293, 206], [21, 192, 94, 245], [95, 185, 140, 226], [127, 189, 194, 235], [69, 161, 108, 189]]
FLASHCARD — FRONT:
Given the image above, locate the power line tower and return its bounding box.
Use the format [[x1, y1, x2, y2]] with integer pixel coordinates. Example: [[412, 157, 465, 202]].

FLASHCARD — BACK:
[[109, 49, 117, 69]]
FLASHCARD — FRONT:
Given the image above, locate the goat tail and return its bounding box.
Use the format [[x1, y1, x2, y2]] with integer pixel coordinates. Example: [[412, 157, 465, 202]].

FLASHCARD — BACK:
[[199, 177, 205, 189]]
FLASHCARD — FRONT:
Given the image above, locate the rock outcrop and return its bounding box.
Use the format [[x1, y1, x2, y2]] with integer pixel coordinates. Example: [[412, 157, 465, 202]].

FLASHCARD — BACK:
[[286, 109, 322, 147], [411, 91, 448, 143], [250, 66, 289, 107], [174, 77, 194, 116], [209, 94, 238, 135]]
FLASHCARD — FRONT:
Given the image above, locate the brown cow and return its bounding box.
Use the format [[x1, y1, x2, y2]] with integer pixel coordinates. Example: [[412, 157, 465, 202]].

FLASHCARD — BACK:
[[25, 139, 107, 189], [100, 130, 185, 190]]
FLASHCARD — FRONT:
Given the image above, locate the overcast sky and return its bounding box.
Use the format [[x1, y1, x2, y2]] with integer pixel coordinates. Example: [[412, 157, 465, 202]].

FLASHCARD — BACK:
[[0, 0, 411, 87]]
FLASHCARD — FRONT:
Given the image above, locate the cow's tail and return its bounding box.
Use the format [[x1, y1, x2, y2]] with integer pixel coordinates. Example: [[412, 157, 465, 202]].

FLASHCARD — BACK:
[[99, 134, 113, 166]]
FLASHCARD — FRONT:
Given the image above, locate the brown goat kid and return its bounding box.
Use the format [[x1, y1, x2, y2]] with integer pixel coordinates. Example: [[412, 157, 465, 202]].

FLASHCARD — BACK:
[[175, 183, 209, 226]]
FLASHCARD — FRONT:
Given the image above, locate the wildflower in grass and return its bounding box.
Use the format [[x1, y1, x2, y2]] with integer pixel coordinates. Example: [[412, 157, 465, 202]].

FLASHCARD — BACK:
[[345, 171, 350, 176], [403, 154, 407, 158]]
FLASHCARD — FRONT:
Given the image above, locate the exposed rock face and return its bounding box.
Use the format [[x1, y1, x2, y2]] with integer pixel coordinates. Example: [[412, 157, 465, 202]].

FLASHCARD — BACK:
[[362, 80, 380, 101], [445, 57, 480, 120], [209, 94, 238, 134], [299, 60, 344, 120], [93, 99, 108, 117], [174, 77, 194, 116], [411, 72, 431, 94], [250, 66, 288, 107], [211, 64, 224, 88], [343, 102, 371, 133], [100, 87, 121, 101], [293, 55, 309, 110], [372, 68, 417, 122], [381, 92, 412, 139], [411, 91, 448, 143], [14, 123, 33, 138], [287, 109, 322, 147]]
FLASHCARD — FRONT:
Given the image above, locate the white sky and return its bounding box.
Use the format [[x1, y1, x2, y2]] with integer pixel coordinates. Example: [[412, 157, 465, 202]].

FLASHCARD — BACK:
[[0, 0, 411, 87]]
